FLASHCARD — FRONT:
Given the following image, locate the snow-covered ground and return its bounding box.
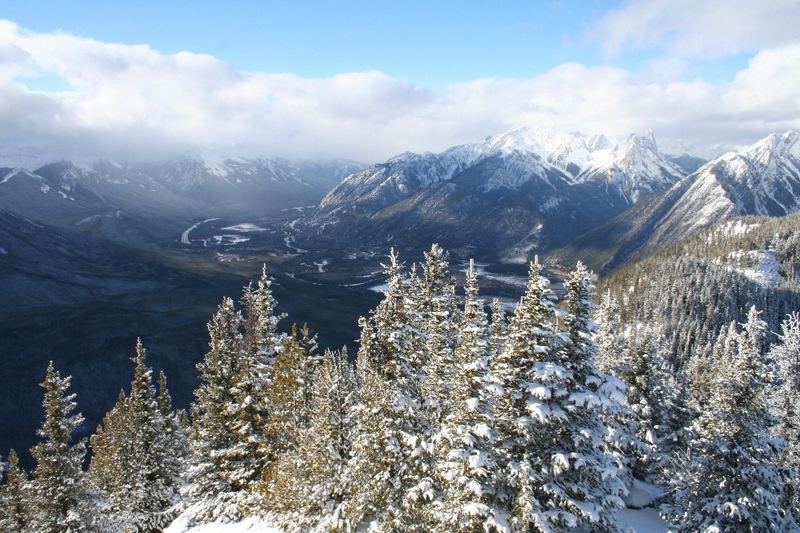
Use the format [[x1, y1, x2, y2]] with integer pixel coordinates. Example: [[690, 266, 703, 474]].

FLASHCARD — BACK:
[[166, 508, 667, 533], [166, 516, 281, 533], [727, 249, 784, 286], [617, 507, 667, 532], [458, 262, 528, 288], [222, 223, 267, 232], [208, 235, 250, 246]]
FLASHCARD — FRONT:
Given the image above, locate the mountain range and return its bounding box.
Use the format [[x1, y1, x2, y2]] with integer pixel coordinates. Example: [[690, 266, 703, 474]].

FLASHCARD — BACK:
[[554, 130, 800, 272], [311, 128, 688, 259], [312, 128, 800, 266]]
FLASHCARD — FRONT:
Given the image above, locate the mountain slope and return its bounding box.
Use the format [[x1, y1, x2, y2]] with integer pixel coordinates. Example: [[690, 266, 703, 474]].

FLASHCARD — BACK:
[[313, 128, 684, 259], [555, 131, 800, 273]]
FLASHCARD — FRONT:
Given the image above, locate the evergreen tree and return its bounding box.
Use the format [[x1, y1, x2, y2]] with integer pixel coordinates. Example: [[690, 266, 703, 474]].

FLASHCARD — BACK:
[[274, 348, 356, 530], [88, 390, 128, 505], [431, 259, 503, 531], [342, 250, 434, 531], [531, 262, 626, 531], [28, 362, 93, 532], [262, 323, 321, 505], [491, 258, 556, 531], [157, 370, 189, 484], [187, 297, 245, 521], [594, 290, 621, 375], [89, 340, 182, 531], [662, 307, 797, 531], [770, 312, 800, 515], [601, 323, 682, 478], [419, 244, 459, 426], [489, 298, 507, 361], [0, 450, 28, 532]]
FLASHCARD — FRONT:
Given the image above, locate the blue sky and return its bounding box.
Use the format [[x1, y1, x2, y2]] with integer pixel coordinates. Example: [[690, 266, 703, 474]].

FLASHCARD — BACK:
[[0, 0, 749, 87], [0, 0, 798, 162]]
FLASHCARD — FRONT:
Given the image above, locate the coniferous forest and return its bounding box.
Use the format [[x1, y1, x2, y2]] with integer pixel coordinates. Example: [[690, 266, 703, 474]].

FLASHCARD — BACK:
[[2, 217, 800, 532]]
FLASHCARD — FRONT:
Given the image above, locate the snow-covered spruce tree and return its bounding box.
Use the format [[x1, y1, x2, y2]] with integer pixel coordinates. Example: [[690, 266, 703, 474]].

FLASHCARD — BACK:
[[489, 298, 507, 361], [594, 290, 622, 375], [156, 370, 189, 489], [0, 449, 28, 532], [88, 390, 128, 512], [527, 261, 627, 531], [89, 339, 180, 530], [227, 266, 286, 515], [599, 322, 683, 479], [28, 362, 96, 532], [186, 297, 246, 521], [662, 307, 797, 531], [431, 259, 503, 531], [274, 348, 357, 530], [342, 250, 434, 531], [770, 312, 800, 516], [262, 323, 321, 506], [241, 265, 284, 372], [491, 258, 556, 531], [418, 243, 460, 427]]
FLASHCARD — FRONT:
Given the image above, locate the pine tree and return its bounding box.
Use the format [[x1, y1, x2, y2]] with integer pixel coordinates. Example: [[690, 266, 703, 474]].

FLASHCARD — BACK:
[[489, 298, 507, 361], [88, 340, 181, 530], [662, 307, 797, 531], [274, 348, 357, 529], [28, 362, 93, 532], [770, 312, 800, 515], [127, 340, 176, 528], [419, 244, 459, 426], [262, 323, 321, 506], [491, 258, 555, 531], [342, 250, 434, 531], [241, 265, 284, 371], [342, 322, 410, 530], [532, 262, 626, 531], [600, 323, 682, 478], [88, 390, 128, 505], [187, 297, 245, 521], [0, 450, 28, 532], [594, 290, 621, 375], [157, 370, 188, 490], [431, 259, 502, 531]]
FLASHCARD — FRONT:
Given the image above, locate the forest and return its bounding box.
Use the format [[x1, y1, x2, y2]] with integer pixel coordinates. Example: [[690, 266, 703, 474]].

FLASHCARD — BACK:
[[1, 215, 799, 532]]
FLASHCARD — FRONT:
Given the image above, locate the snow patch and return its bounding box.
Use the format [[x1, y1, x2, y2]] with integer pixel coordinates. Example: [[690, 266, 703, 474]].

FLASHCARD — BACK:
[[209, 235, 250, 246], [221, 223, 267, 232], [727, 249, 784, 286]]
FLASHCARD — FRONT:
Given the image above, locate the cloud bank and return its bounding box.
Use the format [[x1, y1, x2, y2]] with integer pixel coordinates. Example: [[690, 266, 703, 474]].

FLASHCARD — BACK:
[[0, 6, 799, 165]]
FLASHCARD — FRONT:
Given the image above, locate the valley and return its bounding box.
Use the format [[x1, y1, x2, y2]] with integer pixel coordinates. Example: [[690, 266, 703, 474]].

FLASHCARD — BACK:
[[1, 127, 798, 472]]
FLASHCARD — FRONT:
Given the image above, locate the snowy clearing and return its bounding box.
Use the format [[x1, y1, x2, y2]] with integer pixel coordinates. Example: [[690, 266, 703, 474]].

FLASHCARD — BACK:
[[727, 249, 784, 286]]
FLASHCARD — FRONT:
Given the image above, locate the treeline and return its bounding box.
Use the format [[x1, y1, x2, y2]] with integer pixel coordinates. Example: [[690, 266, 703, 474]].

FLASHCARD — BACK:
[[1, 244, 799, 532]]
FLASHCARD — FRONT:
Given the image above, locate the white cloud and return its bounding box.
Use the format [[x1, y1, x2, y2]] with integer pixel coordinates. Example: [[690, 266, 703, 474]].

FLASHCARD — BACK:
[[592, 0, 800, 58], [0, 19, 798, 164]]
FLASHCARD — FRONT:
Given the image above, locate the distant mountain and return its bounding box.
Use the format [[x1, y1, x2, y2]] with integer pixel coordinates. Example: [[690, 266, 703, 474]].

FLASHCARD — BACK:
[[313, 128, 684, 260], [555, 131, 800, 272], [667, 154, 707, 175], [0, 157, 363, 243]]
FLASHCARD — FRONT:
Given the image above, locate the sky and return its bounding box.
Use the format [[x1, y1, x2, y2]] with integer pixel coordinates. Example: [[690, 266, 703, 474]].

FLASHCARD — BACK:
[[0, 0, 799, 164]]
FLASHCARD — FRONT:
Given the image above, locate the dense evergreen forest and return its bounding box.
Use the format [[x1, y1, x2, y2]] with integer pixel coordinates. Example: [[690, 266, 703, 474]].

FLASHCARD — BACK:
[[2, 215, 799, 532]]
